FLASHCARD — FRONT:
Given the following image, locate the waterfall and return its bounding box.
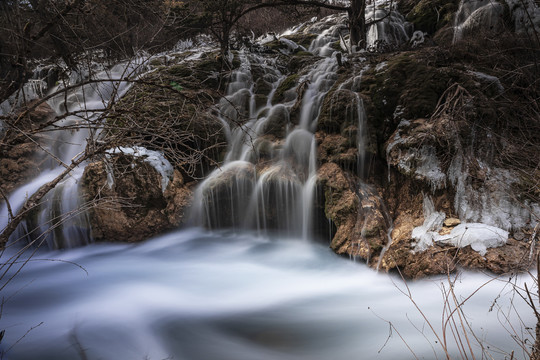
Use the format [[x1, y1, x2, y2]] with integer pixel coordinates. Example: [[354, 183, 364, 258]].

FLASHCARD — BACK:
[[2, 4, 415, 248], [0, 59, 149, 249], [191, 39, 339, 238]]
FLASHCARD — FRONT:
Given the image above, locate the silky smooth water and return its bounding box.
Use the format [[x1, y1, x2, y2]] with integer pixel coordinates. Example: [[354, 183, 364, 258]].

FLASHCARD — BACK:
[[0, 229, 534, 360]]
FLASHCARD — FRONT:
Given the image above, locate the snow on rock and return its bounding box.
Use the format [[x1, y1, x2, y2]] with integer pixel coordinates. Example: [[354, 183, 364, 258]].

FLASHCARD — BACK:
[[106, 146, 174, 192], [469, 71, 504, 94], [436, 223, 508, 256]]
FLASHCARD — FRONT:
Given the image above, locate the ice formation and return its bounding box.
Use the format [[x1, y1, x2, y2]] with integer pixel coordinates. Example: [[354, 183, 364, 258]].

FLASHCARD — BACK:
[[413, 195, 509, 255], [454, 0, 540, 42], [436, 223, 508, 256], [448, 154, 538, 231], [412, 195, 446, 252]]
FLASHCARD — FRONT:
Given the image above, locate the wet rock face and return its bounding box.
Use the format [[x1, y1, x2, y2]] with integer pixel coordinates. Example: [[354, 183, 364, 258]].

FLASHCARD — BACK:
[[317, 162, 390, 265], [312, 45, 539, 278], [400, 0, 459, 35], [82, 154, 192, 243]]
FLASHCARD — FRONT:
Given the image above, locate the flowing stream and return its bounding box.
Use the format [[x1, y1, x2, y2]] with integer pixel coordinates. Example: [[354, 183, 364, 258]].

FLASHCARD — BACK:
[[0, 229, 534, 360]]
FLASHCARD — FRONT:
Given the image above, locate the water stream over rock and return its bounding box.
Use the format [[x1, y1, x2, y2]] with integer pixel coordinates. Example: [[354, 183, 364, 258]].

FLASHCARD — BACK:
[[0, 4, 539, 358], [0, 229, 534, 360]]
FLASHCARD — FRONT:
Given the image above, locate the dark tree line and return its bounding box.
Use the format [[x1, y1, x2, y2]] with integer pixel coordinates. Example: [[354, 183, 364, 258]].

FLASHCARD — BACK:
[[0, 0, 198, 105], [0, 0, 388, 105], [192, 0, 374, 55]]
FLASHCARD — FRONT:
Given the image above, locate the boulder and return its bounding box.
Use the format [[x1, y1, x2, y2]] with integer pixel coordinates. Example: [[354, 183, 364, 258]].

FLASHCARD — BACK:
[[81, 154, 192, 243]]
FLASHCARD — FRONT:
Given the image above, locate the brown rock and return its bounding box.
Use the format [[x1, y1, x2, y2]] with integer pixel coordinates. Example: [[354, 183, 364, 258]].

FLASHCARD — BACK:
[[318, 162, 391, 266], [444, 217, 461, 227], [82, 154, 192, 243], [0, 102, 55, 193], [439, 227, 452, 236]]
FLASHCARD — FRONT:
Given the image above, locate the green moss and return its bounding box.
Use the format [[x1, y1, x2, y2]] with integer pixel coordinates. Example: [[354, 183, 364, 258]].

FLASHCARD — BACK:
[[319, 87, 362, 133], [273, 74, 299, 104], [295, 51, 314, 57], [254, 78, 273, 96], [149, 57, 165, 66], [287, 54, 320, 73], [330, 41, 342, 51], [168, 64, 193, 77], [358, 53, 453, 154], [406, 0, 459, 33], [283, 33, 318, 49]]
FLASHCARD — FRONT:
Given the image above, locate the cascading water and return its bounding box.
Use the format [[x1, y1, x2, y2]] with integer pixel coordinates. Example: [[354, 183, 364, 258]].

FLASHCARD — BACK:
[[191, 41, 339, 240], [0, 59, 149, 249]]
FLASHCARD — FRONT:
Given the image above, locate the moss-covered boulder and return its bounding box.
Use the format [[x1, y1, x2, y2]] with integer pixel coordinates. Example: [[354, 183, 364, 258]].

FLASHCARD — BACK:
[[273, 74, 299, 104], [400, 0, 459, 34], [107, 53, 229, 179]]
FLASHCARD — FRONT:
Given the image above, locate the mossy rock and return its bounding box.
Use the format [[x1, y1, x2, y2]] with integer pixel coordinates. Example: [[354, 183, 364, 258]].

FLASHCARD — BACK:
[[287, 53, 321, 74], [254, 78, 273, 96], [105, 55, 228, 179], [295, 51, 314, 57], [273, 74, 299, 104], [283, 33, 318, 48], [318, 88, 364, 134], [168, 65, 193, 77], [358, 53, 454, 153], [402, 0, 459, 34]]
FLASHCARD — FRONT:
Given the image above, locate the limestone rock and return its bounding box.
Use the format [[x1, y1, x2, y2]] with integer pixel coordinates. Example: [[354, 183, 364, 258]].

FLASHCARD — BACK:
[[444, 217, 461, 227], [81, 154, 192, 243]]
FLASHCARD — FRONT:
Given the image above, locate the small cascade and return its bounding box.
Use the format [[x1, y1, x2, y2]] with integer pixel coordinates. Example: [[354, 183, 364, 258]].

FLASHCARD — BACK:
[[453, 0, 540, 42], [365, 1, 412, 51], [333, 69, 394, 266], [192, 39, 340, 238], [0, 59, 149, 249]]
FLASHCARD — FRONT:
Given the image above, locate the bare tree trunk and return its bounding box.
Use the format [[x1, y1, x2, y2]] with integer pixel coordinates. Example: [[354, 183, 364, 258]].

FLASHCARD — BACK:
[[348, 0, 366, 49]]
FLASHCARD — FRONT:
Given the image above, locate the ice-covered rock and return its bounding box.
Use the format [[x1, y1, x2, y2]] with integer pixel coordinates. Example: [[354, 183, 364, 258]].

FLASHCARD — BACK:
[[279, 38, 306, 54], [454, 0, 540, 42], [412, 195, 509, 256], [436, 223, 508, 256]]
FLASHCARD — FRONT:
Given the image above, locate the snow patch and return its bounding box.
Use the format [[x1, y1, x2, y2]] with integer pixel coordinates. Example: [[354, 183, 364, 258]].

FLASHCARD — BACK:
[[375, 62, 387, 72], [106, 146, 173, 192], [469, 71, 504, 94]]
